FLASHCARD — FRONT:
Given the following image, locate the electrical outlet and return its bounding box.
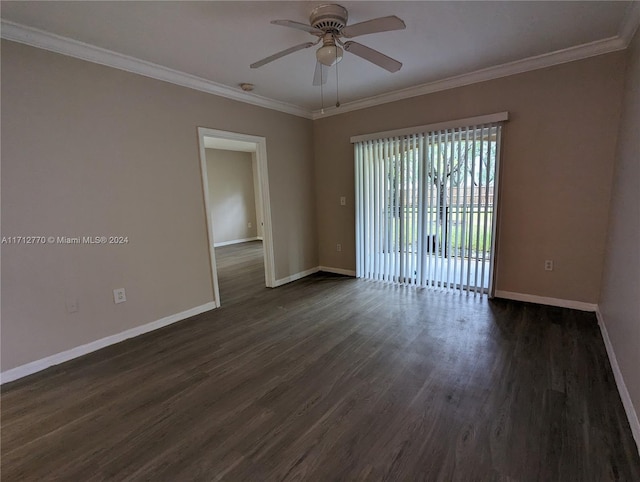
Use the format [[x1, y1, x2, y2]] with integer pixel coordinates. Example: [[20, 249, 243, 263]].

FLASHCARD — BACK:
[[113, 288, 126, 304], [336, 243, 342, 252], [248, 222, 252, 228], [544, 260, 553, 271], [340, 196, 346, 206]]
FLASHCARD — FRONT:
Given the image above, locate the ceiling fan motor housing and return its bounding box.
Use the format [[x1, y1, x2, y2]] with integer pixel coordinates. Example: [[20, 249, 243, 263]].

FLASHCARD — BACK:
[[310, 4, 348, 32]]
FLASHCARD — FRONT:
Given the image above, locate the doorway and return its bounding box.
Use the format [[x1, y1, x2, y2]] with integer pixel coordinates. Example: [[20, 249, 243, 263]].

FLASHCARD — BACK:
[[197, 128, 275, 307]]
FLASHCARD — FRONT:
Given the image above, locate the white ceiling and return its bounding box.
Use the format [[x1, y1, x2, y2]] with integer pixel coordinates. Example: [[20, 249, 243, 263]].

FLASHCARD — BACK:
[[1, 1, 638, 117]]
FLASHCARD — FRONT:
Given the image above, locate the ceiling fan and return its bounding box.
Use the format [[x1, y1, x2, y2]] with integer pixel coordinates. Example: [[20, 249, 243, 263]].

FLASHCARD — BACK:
[[250, 4, 406, 86]]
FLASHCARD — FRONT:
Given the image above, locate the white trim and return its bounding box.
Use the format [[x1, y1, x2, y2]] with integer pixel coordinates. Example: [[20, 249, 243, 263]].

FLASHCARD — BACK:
[[0, 302, 216, 385], [494, 290, 597, 312], [273, 266, 320, 287], [255, 137, 277, 288], [350, 112, 508, 143], [319, 266, 356, 277], [197, 128, 277, 295], [198, 131, 222, 306], [619, 2, 640, 46], [596, 308, 640, 454], [313, 36, 627, 119], [214, 237, 259, 248], [0, 20, 311, 120]]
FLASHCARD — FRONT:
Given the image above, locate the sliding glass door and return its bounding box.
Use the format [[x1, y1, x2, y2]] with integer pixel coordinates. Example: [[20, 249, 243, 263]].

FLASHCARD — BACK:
[[354, 122, 502, 294]]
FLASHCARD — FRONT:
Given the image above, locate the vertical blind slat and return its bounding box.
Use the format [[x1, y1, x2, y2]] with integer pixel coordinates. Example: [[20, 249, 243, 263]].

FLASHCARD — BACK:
[[453, 128, 461, 290], [383, 139, 390, 281], [460, 127, 470, 290], [355, 143, 362, 277], [466, 127, 476, 291], [410, 136, 415, 284], [438, 131, 447, 288], [446, 129, 453, 289], [401, 138, 406, 283], [400, 137, 405, 282], [412, 134, 419, 285], [473, 125, 485, 294], [376, 139, 381, 280], [434, 130, 441, 287], [416, 134, 424, 286], [480, 126, 492, 293], [366, 141, 372, 279], [388, 139, 394, 281], [488, 124, 502, 297], [427, 132, 435, 287]]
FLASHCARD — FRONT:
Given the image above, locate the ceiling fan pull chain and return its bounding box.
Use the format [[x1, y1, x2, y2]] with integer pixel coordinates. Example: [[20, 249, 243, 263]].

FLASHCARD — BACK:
[[335, 46, 341, 108], [320, 64, 325, 114]]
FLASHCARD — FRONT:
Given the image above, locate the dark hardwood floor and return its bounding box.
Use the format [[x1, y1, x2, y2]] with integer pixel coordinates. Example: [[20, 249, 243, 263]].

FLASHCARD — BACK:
[[2, 240, 639, 480], [215, 240, 267, 305]]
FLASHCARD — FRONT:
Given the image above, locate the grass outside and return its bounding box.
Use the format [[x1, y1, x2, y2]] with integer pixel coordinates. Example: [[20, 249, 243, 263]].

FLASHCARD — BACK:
[[387, 208, 493, 256]]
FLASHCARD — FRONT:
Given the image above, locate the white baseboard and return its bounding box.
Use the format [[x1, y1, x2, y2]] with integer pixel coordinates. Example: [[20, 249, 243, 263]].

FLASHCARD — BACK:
[[494, 290, 597, 312], [271, 266, 356, 288], [596, 307, 640, 454], [214, 237, 259, 247], [273, 266, 320, 287], [0, 301, 217, 385], [319, 266, 356, 277]]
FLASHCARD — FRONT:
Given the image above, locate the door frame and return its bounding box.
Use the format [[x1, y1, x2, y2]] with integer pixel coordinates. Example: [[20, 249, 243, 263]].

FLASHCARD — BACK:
[[197, 127, 276, 307]]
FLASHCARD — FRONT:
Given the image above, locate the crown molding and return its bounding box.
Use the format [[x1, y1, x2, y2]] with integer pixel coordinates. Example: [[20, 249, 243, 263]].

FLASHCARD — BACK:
[[0, 20, 313, 120], [2, 13, 637, 122], [619, 1, 640, 46], [312, 34, 628, 119]]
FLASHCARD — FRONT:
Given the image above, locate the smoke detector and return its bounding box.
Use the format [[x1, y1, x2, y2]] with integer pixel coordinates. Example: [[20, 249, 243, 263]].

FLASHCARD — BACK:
[[239, 83, 254, 92]]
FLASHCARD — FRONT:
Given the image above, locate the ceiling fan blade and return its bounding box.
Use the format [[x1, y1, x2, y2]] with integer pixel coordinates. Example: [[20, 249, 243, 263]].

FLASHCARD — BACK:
[[343, 41, 402, 72], [250, 42, 315, 69], [271, 19, 323, 35], [312, 61, 329, 86], [341, 16, 406, 39]]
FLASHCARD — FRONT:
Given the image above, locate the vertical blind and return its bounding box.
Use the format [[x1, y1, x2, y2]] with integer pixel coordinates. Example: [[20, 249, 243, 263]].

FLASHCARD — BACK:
[[354, 122, 503, 294]]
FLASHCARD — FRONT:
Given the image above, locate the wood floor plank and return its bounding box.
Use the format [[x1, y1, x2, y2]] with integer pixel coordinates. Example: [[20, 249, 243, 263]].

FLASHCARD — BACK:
[[2, 240, 639, 480]]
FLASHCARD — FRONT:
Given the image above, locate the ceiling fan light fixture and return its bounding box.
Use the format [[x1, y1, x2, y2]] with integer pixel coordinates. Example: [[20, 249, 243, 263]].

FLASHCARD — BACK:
[[253, 4, 405, 76], [316, 44, 343, 66]]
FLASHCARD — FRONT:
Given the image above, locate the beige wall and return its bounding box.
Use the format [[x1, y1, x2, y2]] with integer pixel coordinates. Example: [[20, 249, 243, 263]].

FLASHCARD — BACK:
[[599, 29, 640, 432], [1, 36, 634, 375], [1, 40, 317, 370], [314, 52, 626, 303], [206, 149, 257, 244]]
